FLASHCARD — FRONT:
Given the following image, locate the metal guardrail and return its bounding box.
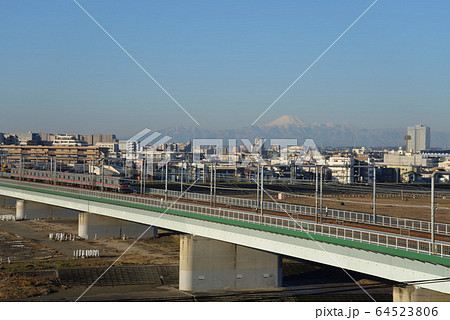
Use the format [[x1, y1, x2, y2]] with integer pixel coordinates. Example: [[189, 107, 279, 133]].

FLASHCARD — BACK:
[[1, 179, 449, 259], [147, 188, 450, 236]]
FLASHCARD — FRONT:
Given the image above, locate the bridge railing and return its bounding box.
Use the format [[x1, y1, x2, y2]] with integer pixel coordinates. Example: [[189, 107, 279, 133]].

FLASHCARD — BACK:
[[147, 188, 450, 236], [1, 179, 449, 259]]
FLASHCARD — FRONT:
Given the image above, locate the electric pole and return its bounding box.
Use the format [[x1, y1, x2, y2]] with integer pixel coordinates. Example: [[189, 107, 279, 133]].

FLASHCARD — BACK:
[[180, 161, 184, 197], [373, 164, 377, 224], [315, 165, 318, 223], [260, 164, 264, 215], [319, 166, 323, 223], [164, 162, 168, 202], [256, 164, 260, 210]]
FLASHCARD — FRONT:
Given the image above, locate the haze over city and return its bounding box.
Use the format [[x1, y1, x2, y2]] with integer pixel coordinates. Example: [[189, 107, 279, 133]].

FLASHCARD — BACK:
[[1, 0, 449, 137]]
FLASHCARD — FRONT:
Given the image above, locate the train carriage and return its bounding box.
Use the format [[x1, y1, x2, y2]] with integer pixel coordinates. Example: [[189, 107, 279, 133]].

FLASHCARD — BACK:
[[8, 168, 132, 193]]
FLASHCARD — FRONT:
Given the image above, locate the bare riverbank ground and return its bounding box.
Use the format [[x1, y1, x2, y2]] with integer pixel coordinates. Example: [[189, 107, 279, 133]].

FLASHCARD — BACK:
[[0, 206, 180, 300], [0, 206, 393, 302]]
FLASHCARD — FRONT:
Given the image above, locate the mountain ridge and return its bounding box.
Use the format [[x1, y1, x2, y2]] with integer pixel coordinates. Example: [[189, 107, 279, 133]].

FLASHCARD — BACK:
[[157, 115, 450, 148]]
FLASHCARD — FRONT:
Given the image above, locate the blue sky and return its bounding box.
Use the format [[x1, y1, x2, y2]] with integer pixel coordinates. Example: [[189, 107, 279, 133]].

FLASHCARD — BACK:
[[1, 0, 449, 137]]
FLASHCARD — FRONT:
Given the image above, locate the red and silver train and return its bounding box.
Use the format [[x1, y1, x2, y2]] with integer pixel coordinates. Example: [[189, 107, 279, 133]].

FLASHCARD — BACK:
[[2, 168, 133, 193]]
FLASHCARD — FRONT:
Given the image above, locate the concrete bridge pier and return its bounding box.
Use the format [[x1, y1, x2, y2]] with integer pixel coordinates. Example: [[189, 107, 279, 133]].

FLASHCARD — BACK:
[[78, 212, 157, 239], [179, 235, 282, 291], [0, 195, 16, 208], [15, 200, 79, 220], [393, 286, 450, 302]]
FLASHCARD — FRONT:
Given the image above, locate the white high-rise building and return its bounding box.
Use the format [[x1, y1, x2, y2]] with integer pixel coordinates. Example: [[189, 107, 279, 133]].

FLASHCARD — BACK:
[[328, 156, 354, 184], [407, 124, 430, 153]]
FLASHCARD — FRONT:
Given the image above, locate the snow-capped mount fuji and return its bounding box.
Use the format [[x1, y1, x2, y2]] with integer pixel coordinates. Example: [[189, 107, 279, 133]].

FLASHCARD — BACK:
[[265, 115, 305, 127], [258, 115, 357, 145]]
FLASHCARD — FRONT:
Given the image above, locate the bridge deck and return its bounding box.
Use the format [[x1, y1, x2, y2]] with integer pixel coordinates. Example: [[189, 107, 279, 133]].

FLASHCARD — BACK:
[[1, 179, 449, 266]]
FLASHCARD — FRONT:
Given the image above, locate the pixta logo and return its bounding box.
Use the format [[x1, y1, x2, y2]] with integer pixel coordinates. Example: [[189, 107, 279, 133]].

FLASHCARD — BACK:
[[127, 128, 325, 176], [126, 129, 172, 175]]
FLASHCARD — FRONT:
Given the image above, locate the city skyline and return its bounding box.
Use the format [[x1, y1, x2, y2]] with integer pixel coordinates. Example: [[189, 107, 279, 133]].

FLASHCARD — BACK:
[[1, 1, 449, 137], [2, 116, 450, 148]]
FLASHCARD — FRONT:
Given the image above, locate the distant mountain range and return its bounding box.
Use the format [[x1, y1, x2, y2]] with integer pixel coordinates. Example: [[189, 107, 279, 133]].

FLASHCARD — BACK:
[[158, 115, 450, 148]]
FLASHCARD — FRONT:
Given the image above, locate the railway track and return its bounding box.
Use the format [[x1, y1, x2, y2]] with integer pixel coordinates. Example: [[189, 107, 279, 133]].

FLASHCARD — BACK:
[[140, 191, 450, 243]]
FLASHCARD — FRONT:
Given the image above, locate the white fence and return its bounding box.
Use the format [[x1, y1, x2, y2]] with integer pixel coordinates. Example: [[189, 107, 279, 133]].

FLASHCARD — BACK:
[[0, 214, 16, 221], [148, 188, 450, 236], [74, 249, 99, 258]]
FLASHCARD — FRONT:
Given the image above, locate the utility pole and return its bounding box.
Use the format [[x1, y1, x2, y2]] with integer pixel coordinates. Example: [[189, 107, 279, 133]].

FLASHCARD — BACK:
[[50, 157, 53, 184], [290, 162, 293, 185], [180, 161, 184, 197], [294, 165, 296, 184], [203, 164, 207, 184], [209, 163, 213, 207], [90, 158, 94, 189], [431, 173, 436, 254], [315, 165, 318, 223], [319, 166, 323, 223], [164, 162, 168, 202], [101, 159, 105, 192], [142, 155, 146, 196], [256, 164, 260, 210], [213, 162, 217, 207], [19, 155, 22, 182], [373, 164, 376, 224], [140, 160, 143, 195], [260, 164, 264, 215]]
